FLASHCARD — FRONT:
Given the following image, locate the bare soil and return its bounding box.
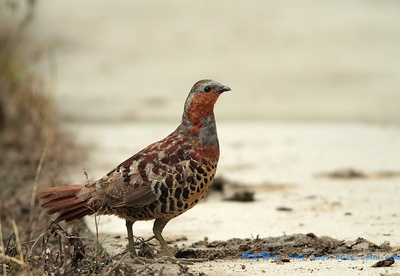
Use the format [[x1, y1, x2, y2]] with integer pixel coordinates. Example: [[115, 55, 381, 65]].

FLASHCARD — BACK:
[[176, 234, 389, 261]]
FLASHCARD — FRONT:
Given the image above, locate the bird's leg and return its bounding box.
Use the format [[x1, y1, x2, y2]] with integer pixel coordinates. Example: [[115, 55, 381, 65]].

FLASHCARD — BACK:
[[126, 220, 155, 264], [125, 219, 205, 264], [126, 220, 137, 256], [153, 219, 205, 264], [153, 218, 174, 257]]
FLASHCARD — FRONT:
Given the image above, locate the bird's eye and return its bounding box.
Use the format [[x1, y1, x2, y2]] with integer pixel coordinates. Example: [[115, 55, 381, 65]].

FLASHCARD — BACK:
[[204, 86, 211, 92]]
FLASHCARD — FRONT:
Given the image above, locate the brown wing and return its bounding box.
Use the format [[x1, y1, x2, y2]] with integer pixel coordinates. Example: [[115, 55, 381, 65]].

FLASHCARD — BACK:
[[97, 157, 158, 209], [122, 185, 156, 207], [94, 132, 185, 210], [88, 129, 196, 211]]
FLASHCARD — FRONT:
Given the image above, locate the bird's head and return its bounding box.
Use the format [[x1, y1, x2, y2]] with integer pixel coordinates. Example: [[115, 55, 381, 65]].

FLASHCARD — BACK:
[[183, 79, 230, 125]]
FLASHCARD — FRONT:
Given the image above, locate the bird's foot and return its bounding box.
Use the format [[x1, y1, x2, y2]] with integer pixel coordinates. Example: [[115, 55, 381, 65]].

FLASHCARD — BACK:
[[112, 249, 156, 264], [131, 254, 156, 264]]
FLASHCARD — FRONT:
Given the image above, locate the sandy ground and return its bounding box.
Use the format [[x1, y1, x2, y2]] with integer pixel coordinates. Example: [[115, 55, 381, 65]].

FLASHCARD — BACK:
[[62, 121, 400, 275], [22, 0, 400, 274]]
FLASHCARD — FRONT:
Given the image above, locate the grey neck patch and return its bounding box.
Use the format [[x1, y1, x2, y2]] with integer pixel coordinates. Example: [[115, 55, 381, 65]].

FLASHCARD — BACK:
[[198, 115, 219, 147], [177, 114, 219, 148]]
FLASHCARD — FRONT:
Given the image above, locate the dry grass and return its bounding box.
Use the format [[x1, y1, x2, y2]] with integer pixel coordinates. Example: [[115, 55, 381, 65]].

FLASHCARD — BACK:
[[0, 2, 181, 275], [0, 1, 99, 274]]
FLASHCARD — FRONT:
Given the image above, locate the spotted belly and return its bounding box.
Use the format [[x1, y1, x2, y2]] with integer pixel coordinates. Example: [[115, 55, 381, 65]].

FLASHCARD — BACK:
[[115, 164, 217, 221]]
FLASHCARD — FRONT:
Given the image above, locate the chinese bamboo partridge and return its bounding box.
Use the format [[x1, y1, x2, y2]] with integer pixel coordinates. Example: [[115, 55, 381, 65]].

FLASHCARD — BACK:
[[37, 79, 230, 261]]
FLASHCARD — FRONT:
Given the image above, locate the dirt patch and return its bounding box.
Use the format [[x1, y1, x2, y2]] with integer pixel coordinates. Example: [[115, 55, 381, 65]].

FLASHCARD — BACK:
[[208, 176, 292, 202], [175, 233, 392, 262], [314, 168, 400, 180]]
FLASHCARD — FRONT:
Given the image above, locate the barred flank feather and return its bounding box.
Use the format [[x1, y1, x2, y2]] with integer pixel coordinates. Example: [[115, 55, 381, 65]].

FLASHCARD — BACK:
[[36, 185, 94, 222]]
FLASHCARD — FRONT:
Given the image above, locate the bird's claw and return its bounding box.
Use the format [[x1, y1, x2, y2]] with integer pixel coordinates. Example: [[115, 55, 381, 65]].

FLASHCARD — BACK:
[[130, 254, 156, 264]]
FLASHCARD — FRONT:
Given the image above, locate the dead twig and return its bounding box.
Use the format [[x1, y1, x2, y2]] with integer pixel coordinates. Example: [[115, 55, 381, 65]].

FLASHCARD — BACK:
[[101, 252, 129, 276], [11, 219, 23, 263], [28, 147, 47, 241], [0, 220, 8, 275], [0, 252, 27, 267]]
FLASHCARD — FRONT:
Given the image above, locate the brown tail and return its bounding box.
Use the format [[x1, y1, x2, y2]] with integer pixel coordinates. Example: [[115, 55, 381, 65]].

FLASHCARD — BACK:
[[37, 185, 94, 222]]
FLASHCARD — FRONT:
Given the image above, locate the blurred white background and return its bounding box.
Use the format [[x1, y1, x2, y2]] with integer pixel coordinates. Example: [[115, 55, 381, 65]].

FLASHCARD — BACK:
[[27, 0, 400, 124]]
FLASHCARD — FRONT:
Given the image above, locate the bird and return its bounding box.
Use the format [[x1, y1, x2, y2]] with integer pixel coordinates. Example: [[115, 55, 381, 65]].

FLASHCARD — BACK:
[[36, 79, 230, 262]]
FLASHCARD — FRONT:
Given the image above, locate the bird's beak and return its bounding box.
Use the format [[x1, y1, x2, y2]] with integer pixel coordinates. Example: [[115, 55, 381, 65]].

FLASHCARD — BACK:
[[215, 85, 231, 94]]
